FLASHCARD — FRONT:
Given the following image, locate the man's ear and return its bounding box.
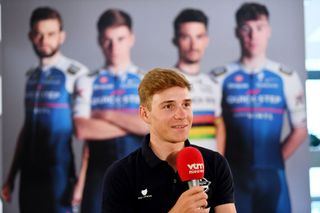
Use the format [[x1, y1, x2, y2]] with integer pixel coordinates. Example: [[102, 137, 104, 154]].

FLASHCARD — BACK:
[[235, 27, 240, 39], [129, 32, 135, 48], [98, 35, 103, 47], [267, 25, 272, 39], [139, 106, 150, 124], [172, 37, 178, 46], [59, 30, 66, 45], [28, 31, 33, 42]]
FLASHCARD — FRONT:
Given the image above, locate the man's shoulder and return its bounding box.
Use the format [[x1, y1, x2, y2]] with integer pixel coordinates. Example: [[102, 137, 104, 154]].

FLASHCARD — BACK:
[[78, 69, 100, 79], [57, 55, 89, 76], [265, 59, 295, 76], [126, 65, 145, 79], [210, 66, 228, 78], [25, 66, 38, 77], [209, 62, 239, 79], [196, 72, 222, 86]]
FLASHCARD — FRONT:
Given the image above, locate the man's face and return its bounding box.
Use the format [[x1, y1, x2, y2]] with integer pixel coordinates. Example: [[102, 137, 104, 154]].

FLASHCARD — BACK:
[[29, 19, 65, 58], [99, 25, 134, 66], [236, 15, 271, 58], [141, 86, 193, 144], [176, 22, 209, 64]]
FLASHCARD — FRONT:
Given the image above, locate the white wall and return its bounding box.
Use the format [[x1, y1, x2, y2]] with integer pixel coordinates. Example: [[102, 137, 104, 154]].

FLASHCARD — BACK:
[[1, 0, 310, 212]]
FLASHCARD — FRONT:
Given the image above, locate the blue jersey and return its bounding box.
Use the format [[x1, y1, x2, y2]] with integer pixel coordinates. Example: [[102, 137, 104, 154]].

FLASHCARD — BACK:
[[23, 54, 88, 167], [73, 65, 143, 213], [212, 60, 306, 213], [73, 65, 143, 161], [75, 65, 143, 161], [213, 60, 306, 169], [20, 54, 88, 213]]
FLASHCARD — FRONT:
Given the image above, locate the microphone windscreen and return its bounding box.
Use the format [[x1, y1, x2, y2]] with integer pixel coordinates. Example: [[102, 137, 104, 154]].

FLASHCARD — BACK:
[[176, 147, 204, 182]]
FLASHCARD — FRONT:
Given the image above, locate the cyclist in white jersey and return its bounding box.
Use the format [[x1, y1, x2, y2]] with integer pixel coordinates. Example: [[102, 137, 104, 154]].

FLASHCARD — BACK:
[[173, 9, 225, 154]]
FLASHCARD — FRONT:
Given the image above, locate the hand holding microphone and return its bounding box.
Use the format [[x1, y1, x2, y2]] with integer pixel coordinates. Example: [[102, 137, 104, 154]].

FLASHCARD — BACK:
[[169, 147, 209, 213]]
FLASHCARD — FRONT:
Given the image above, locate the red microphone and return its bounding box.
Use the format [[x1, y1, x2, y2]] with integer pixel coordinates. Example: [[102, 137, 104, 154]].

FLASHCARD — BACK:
[[176, 147, 205, 188]]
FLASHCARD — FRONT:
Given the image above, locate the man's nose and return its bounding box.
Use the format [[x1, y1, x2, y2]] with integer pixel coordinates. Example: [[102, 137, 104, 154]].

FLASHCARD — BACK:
[[174, 107, 187, 119]]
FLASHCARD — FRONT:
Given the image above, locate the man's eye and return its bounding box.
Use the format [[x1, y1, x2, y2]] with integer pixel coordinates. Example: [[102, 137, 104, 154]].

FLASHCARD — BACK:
[[164, 104, 174, 110], [184, 102, 191, 108], [118, 37, 125, 42], [179, 34, 189, 40], [197, 34, 206, 39], [240, 26, 251, 33], [257, 25, 264, 31], [32, 32, 42, 38]]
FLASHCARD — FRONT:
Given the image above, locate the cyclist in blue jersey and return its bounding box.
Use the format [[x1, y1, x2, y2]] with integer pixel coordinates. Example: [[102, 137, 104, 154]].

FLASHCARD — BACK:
[[72, 9, 149, 213], [1, 7, 88, 213], [173, 9, 225, 154], [211, 3, 307, 213]]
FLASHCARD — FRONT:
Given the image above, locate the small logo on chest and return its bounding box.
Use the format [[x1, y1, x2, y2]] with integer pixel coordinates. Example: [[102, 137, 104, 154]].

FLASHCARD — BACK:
[[138, 188, 153, 200]]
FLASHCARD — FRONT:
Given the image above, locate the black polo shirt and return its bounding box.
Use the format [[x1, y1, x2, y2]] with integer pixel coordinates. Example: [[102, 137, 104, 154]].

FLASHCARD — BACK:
[[102, 134, 234, 213]]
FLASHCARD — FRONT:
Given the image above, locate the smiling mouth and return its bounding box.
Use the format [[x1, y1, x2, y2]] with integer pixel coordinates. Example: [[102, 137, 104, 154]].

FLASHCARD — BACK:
[[172, 124, 188, 129]]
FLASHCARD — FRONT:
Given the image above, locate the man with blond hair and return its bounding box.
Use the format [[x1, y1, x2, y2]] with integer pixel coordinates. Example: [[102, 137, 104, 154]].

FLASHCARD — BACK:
[[102, 68, 236, 213]]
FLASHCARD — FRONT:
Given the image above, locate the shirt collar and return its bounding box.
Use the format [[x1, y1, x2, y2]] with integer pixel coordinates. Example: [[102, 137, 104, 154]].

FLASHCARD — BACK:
[[39, 53, 65, 71], [237, 58, 270, 74], [102, 63, 138, 76], [141, 134, 191, 168]]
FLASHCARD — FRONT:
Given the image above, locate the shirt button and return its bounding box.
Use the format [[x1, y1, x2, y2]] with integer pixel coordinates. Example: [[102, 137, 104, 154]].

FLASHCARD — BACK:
[[173, 179, 177, 183]]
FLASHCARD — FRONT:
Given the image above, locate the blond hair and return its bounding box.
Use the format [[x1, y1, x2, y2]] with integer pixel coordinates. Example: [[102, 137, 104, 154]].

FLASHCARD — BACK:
[[138, 68, 191, 110]]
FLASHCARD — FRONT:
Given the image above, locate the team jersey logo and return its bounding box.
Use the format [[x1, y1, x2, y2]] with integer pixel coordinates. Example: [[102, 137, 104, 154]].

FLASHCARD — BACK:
[[99, 76, 108, 84], [111, 89, 125, 96], [235, 74, 244, 82], [246, 89, 260, 95], [67, 64, 80, 75]]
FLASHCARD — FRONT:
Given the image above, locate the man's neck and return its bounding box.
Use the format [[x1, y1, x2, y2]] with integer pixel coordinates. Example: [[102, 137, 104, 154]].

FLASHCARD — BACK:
[[107, 60, 131, 73], [40, 52, 61, 66], [176, 61, 200, 75], [240, 54, 266, 71]]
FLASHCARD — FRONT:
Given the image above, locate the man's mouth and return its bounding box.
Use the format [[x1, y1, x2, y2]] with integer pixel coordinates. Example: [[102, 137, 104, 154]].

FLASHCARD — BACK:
[[172, 124, 188, 129]]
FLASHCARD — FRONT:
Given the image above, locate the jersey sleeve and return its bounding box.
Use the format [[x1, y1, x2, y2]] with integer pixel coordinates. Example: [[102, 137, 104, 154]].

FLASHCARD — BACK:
[[283, 71, 307, 128], [209, 66, 228, 118], [73, 75, 93, 118], [60, 56, 89, 94], [213, 80, 223, 118]]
